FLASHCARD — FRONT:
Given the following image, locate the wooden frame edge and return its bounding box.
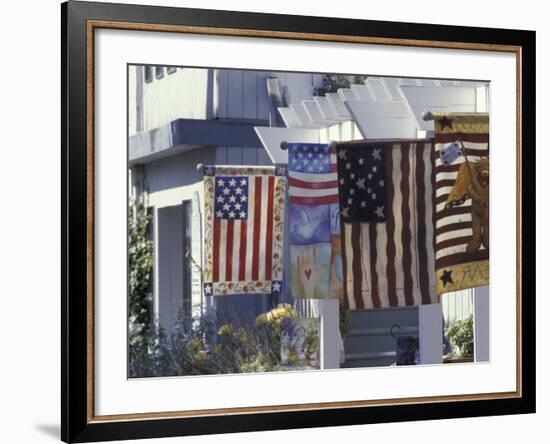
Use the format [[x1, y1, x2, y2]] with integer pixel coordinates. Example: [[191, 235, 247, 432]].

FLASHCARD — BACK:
[[79, 13, 529, 430]]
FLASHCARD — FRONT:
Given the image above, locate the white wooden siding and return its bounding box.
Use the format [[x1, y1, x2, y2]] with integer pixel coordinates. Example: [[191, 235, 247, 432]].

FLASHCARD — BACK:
[[132, 66, 211, 134]]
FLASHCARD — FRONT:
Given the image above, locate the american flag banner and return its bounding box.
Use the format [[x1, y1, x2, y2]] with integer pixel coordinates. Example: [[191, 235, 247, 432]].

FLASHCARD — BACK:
[[288, 143, 343, 299], [336, 140, 437, 310], [433, 113, 489, 295], [202, 165, 287, 296]]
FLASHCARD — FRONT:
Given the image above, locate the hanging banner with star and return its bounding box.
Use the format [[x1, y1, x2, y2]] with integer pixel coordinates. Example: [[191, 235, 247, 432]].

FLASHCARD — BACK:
[[433, 113, 489, 295], [202, 165, 286, 296], [287, 143, 342, 299], [335, 140, 437, 310]]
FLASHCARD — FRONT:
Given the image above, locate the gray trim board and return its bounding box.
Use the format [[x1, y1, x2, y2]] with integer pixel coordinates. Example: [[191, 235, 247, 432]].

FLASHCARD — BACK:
[[129, 118, 267, 164]]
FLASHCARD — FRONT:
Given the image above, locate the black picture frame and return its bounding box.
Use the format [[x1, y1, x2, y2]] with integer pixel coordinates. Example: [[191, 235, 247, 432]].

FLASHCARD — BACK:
[[61, 1, 536, 442]]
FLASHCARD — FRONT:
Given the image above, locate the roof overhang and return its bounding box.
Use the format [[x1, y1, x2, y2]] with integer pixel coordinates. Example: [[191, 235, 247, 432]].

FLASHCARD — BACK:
[[129, 118, 266, 165]]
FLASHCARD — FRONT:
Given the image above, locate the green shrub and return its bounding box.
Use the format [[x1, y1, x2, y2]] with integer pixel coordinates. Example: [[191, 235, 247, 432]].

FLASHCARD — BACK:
[[445, 315, 474, 357]]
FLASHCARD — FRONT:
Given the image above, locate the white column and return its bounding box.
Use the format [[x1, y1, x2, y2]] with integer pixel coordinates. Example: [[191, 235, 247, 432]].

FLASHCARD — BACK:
[[418, 303, 443, 364], [474, 285, 490, 362], [310, 299, 340, 369]]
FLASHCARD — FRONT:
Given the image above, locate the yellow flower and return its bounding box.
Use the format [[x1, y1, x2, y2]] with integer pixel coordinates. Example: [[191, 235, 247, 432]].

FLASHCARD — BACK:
[[255, 313, 268, 325], [193, 350, 208, 364], [218, 324, 233, 336], [186, 338, 202, 353]]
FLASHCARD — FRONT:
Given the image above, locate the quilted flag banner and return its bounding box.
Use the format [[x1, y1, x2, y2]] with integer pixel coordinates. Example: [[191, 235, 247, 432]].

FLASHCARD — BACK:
[[202, 165, 287, 296], [433, 113, 489, 295], [288, 143, 342, 299], [336, 140, 437, 310]]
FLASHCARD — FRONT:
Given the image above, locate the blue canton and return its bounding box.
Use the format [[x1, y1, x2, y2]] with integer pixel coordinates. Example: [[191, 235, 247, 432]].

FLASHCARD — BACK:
[[289, 143, 331, 173], [214, 176, 249, 220], [336, 145, 387, 222]]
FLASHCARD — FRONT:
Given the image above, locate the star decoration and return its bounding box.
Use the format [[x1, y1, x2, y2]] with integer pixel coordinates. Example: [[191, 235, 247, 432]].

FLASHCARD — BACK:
[[217, 178, 225, 187], [204, 166, 215, 176], [375, 206, 384, 218], [372, 148, 382, 160], [438, 116, 454, 130], [204, 284, 212, 295], [356, 178, 366, 189], [440, 269, 454, 287], [341, 207, 350, 218], [272, 281, 281, 293], [338, 149, 348, 160]]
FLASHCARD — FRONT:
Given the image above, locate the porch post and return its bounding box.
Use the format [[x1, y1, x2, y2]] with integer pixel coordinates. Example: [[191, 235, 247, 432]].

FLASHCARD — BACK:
[[316, 299, 340, 370], [474, 285, 490, 362], [418, 303, 443, 364]]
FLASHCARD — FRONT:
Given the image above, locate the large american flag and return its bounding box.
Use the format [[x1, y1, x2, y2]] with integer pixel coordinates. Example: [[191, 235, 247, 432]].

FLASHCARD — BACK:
[[336, 140, 437, 310], [288, 143, 338, 205], [202, 165, 287, 296]]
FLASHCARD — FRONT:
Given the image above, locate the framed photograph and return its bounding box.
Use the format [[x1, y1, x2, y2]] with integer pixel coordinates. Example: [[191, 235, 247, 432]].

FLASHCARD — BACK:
[[62, 1, 535, 442]]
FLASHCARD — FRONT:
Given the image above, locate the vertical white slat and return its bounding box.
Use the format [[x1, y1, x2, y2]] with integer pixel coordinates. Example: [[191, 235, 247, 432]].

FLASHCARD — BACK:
[[308, 299, 340, 369], [227, 70, 243, 119], [474, 285, 490, 362], [419, 303, 443, 364], [242, 70, 258, 119]]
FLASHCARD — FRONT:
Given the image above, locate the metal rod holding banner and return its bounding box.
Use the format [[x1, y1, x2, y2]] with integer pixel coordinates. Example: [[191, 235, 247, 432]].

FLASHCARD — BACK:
[[279, 141, 338, 151]]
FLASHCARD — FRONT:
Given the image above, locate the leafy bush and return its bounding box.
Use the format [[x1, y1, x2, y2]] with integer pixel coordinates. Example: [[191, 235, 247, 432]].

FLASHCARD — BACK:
[[128, 304, 296, 378], [445, 315, 474, 357], [127, 197, 314, 378]]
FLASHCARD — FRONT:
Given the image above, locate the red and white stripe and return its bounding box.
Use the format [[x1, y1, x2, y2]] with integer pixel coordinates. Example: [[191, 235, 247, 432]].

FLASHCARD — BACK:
[[289, 148, 338, 205], [212, 174, 275, 283], [341, 142, 436, 310], [434, 135, 489, 269]]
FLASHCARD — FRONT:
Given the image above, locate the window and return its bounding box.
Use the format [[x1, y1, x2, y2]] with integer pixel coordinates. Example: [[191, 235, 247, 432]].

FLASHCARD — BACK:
[[143, 65, 153, 83], [166, 66, 177, 75], [155, 66, 164, 80]]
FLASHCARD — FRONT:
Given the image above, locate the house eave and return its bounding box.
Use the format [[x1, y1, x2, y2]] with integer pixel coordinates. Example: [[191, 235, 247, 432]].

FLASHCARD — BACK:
[[129, 118, 266, 165]]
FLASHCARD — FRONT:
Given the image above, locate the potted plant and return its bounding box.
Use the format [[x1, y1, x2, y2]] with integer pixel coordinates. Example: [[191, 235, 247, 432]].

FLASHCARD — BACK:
[[445, 315, 474, 359]]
